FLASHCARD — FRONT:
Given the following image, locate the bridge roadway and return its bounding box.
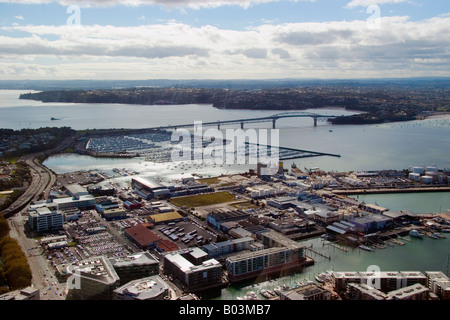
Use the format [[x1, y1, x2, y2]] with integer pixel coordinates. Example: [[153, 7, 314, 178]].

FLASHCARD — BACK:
[[168, 111, 338, 130], [85, 112, 339, 137]]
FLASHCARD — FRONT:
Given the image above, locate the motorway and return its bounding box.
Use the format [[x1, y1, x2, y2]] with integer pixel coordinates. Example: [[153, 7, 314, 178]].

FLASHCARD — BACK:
[[1, 136, 74, 218]]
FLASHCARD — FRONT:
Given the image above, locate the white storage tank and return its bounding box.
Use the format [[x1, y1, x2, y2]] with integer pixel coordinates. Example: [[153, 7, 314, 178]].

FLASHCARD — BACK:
[[421, 175, 433, 184], [426, 166, 438, 174], [409, 173, 420, 181], [412, 166, 424, 174]]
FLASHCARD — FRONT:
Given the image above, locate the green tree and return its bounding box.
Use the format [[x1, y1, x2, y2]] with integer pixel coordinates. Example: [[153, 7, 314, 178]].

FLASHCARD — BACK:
[[0, 215, 10, 239]]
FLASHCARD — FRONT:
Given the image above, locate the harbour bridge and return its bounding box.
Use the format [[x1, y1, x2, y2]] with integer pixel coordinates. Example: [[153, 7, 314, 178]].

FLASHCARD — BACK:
[[165, 111, 339, 130]]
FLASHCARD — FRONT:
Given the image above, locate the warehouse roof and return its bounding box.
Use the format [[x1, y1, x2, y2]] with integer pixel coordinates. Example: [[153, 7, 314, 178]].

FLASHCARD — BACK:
[[125, 224, 161, 247]]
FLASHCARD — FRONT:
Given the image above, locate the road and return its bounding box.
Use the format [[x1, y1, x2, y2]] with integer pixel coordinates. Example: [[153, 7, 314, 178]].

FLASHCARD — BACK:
[[8, 213, 65, 300], [2, 136, 76, 299], [1, 136, 74, 217]]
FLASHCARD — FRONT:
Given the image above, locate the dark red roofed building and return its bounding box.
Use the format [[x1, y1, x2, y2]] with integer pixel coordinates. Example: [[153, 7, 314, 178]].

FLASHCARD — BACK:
[[156, 239, 179, 253], [124, 224, 161, 250], [123, 200, 143, 210]]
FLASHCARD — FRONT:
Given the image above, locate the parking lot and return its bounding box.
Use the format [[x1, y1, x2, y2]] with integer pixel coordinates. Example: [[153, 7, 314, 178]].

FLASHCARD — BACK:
[[152, 219, 217, 249], [42, 210, 133, 273]]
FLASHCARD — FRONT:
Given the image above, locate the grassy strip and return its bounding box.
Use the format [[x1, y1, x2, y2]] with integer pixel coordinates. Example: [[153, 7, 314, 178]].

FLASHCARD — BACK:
[[169, 191, 236, 208]]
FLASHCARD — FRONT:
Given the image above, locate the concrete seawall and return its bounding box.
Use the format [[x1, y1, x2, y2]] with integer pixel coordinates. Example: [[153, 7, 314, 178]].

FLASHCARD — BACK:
[[332, 186, 450, 195]]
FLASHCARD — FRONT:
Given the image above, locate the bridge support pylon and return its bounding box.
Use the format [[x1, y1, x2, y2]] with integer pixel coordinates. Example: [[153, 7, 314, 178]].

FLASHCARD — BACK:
[[272, 119, 276, 129], [241, 122, 244, 129], [313, 117, 318, 127]]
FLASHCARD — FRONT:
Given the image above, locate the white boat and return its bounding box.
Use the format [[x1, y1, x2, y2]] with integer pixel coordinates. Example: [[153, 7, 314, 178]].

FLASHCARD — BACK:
[[260, 289, 273, 299], [315, 272, 329, 283], [359, 244, 374, 252], [409, 230, 423, 239]]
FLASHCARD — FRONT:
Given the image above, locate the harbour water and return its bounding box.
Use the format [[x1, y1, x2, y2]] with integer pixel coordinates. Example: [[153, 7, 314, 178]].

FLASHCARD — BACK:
[[215, 234, 450, 300], [349, 192, 450, 215], [1, 89, 449, 299]]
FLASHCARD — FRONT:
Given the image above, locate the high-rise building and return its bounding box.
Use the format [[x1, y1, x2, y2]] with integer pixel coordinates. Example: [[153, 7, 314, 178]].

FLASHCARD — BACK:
[[163, 247, 225, 292], [28, 206, 64, 232]]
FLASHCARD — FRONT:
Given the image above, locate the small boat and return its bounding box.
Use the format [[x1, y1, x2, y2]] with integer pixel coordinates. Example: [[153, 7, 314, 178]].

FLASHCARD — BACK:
[[441, 229, 450, 233], [260, 289, 273, 299], [246, 291, 259, 300], [409, 230, 423, 239], [315, 272, 331, 283], [273, 287, 282, 295], [359, 244, 374, 252]]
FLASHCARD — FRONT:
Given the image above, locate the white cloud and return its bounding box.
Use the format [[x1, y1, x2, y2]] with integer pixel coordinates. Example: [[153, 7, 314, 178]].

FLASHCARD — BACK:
[[345, 0, 408, 8], [0, 0, 313, 9], [14, 15, 25, 20], [1, 15, 450, 79]]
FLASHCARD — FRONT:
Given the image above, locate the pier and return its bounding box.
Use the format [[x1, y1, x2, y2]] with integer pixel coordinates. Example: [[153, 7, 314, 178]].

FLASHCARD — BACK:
[[322, 241, 348, 252], [305, 246, 331, 260]]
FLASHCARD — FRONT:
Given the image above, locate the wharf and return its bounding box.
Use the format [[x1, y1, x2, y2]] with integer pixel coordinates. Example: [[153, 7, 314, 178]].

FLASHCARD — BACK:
[[377, 225, 422, 240], [332, 186, 450, 195], [287, 227, 325, 241]]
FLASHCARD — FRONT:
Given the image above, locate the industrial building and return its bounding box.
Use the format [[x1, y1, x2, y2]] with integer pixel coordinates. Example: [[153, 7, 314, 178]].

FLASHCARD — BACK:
[[64, 183, 89, 197], [124, 224, 161, 250], [131, 177, 170, 200], [348, 214, 393, 233], [162, 247, 225, 292], [228, 227, 254, 239], [102, 208, 127, 221], [206, 209, 252, 231], [95, 196, 120, 213], [113, 275, 170, 300], [155, 239, 180, 253], [313, 211, 340, 225], [66, 256, 121, 300], [148, 211, 184, 224], [266, 196, 299, 209]]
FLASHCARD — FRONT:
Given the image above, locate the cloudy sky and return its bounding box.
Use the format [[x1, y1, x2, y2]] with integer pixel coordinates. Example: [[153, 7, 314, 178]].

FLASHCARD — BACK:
[[0, 0, 449, 80]]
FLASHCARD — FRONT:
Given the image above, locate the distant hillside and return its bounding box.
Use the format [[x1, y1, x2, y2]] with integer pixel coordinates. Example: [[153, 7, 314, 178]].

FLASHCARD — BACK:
[[3, 77, 450, 91]]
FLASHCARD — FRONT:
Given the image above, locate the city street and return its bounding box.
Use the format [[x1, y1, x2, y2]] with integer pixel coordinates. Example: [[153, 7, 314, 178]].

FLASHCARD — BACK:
[[9, 213, 65, 300]]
